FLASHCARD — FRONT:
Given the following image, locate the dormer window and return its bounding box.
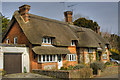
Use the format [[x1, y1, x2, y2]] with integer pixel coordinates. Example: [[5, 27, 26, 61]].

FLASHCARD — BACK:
[[42, 37, 52, 44], [71, 41, 75, 46], [14, 37, 17, 44], [6, 39, 9, 44]]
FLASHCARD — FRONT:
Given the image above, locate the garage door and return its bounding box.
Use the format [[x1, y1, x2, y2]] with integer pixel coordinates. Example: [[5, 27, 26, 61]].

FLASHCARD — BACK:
[[4, 53, 22, 74]]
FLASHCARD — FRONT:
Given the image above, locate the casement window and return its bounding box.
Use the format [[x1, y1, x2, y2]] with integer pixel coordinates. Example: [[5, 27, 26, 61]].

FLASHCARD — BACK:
[[92, 49, 95, 52], [14, 37, 17, 44], [88, 48, 92, 53], [71, 41, 75, 46], [85, 48, 88, 52], [105, 45, 107, 48], [38, 54, 57, 63], [67, 54, 76, 61], [42, 37, 52, 44], [6, 39, 9, 44], [103, 54, 107, 60]]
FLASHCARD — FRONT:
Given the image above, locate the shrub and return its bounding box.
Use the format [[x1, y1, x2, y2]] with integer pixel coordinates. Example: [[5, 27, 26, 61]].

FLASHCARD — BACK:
[[73, 64, 86, 70], [67, 65, 74, 70], [60, 67, 67, 70], [24, 67, 27, 73], [104, 62, 113, 67], [90, 61, 105, 72], [2, 70, 6, 76]]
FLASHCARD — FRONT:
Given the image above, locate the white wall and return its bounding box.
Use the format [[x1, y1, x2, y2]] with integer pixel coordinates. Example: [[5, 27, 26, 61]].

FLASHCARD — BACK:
[[0, 47, 29, 73]]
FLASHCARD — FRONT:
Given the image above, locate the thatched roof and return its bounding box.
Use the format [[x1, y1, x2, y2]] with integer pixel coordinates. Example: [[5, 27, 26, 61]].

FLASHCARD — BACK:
[[2, 10, 109, 50], [69, 25, 109, 50], [32, 46, 71, 55], [11, 11, 78, 46]]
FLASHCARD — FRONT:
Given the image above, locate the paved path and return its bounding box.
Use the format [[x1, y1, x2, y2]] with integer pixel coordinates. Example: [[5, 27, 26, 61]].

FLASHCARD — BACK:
[[2, 73, 53, 78]]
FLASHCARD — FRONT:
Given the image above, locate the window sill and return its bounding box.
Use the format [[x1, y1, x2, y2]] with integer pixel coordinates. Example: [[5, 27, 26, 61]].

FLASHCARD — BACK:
[[67, 60, 76, 61], [38, 61, 57, 63]]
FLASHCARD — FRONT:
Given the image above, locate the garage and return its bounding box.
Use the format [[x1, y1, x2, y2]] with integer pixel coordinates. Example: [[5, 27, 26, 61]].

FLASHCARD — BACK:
[[4, 53, 22, 74]]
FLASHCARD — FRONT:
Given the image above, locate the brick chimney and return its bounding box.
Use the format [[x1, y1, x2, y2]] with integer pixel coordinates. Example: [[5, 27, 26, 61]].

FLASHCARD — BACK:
[[95, 26, 100, 34], [19, 4, 31, 22], [64, 11, 73, 24]]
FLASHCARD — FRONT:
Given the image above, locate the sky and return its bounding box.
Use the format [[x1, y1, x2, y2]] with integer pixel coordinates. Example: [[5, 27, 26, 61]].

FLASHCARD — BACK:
[[1, 1, 119, 35]]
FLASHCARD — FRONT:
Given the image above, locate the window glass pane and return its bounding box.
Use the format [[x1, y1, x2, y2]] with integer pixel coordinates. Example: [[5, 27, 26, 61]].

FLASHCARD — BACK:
[[47, 55, 49, 61], [103, 54, 107, 59], [44, 38, 46, 43], [70, 55, 71, 60], [48, 38, 50, 43], [53, 55, 55, 61], [72, 55, 74, 60], [14, 37, 17, 44], [74, 54, 76, 60], [67, 55, 69, 60], [43, 55, 45, 61], [39, 55, 41, 62], [50, 55, 52, 61], [7, 39, 9, 44]]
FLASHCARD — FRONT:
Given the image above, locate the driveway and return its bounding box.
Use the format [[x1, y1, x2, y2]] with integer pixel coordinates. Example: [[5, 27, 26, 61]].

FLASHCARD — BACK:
[[2, 73, 54, 78]]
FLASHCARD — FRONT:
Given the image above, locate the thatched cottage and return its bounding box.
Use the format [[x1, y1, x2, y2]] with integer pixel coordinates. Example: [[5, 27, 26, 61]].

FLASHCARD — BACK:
[[1, 4, 110, 74]]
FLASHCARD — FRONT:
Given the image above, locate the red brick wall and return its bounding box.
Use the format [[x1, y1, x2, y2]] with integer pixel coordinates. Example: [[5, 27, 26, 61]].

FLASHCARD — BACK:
[[62, 46, 78, 67], [3, 21, 29, 45]]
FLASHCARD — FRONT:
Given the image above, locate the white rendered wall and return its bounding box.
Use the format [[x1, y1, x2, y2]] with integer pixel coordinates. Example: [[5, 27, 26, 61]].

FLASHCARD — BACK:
[[0, 47, 29, 73]]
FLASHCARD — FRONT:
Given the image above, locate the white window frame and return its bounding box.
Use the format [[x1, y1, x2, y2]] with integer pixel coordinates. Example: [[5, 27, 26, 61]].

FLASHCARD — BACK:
[[6, 39, 9, 44], [67, 54, 76, 61], [103, 54, 107, 60], [88, 48, 92, 53], [85, 48, 88, 52], [71, 41, 75, 46], [38, 54, 57, 63], [42, 37, 52, 44], [105, 45, 107, 48], [14, 37, 17, 44]]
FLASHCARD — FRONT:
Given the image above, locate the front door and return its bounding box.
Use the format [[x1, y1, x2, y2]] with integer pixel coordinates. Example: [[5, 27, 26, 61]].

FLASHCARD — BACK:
[[58, 55, 63, 69]]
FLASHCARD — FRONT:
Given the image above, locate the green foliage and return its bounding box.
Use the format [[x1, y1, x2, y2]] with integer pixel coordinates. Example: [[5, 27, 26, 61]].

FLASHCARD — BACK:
[[90, 61, 105, 72], [60, 67, 67, 70], [2, 16, 10, 32], [2, 70, 6, 76], [110, 50, 120, 60], [73, 64, 86, 70], [96, 51, 99, 61], [105, 62, 111, 65], [73, 17, 99, 31], [24, 67, 27, 73], [67, 65, 74, 70]]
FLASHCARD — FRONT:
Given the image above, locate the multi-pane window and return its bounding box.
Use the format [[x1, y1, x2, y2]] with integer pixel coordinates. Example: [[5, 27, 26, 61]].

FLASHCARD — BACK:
[[6, 39, 9, 44], [85, 48, 88, 52], [88, 48, 92, 53], [103, 54, 107, 60], [42, 37, 52, 44], [67, 54, 76, 61], [71, 41, 75, 46], [38, 55, 57, 63], [14, 37, 17, 44]]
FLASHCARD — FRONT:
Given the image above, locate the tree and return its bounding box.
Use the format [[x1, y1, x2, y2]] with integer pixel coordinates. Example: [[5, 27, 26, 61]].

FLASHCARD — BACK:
[[2, 16, 10, 32], [73, 17, 99, 31]]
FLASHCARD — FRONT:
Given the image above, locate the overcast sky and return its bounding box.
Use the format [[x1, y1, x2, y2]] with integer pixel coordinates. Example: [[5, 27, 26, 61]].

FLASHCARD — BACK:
[[1, 1, 119, 35]]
